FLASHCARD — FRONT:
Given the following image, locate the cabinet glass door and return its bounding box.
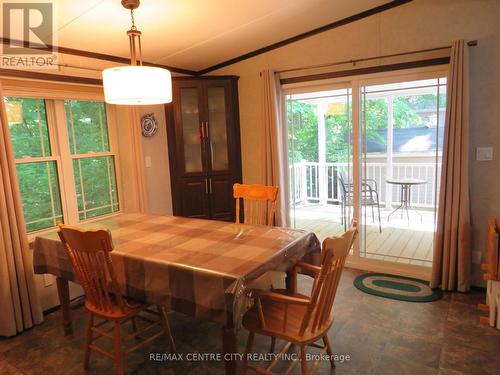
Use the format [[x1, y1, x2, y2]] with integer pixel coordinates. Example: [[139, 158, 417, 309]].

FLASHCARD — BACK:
[[207, 87, 229, 171], [180, 87, 203, 173]]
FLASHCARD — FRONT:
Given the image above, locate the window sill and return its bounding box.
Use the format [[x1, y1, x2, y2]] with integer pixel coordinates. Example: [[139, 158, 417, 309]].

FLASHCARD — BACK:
[[27, 210, 123, 250]]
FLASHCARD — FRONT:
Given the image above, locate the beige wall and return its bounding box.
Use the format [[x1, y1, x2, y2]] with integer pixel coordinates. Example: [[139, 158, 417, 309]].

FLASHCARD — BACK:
[[211, 0, 500, 286], [139, 105, 173, 215]]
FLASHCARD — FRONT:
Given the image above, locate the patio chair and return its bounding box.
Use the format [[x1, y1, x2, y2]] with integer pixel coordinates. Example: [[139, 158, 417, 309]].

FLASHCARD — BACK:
[[338, 171, 381, 233]]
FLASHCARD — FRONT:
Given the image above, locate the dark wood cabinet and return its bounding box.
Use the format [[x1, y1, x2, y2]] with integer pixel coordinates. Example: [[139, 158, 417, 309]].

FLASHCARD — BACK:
[[166, 76, 242, 221]]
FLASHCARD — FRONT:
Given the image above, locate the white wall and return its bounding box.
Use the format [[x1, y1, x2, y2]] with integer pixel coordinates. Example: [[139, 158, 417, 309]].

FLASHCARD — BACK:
[[210, 0, 500, 286], [139, 105, 173, 215]]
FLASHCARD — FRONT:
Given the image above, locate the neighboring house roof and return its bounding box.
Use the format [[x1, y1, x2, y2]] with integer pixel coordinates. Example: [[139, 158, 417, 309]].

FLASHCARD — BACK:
[[365, 126, 444, 153]]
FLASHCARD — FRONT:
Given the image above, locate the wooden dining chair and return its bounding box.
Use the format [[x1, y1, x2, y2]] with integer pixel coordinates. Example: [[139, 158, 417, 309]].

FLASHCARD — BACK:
[[242, 222, 358, 375], [234, 183, 282, 290], [234, 183, 279, 226], [57, 223, 176, 375]]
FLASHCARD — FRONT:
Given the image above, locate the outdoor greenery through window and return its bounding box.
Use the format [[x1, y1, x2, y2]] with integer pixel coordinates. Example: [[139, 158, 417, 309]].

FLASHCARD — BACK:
[[65, 100, 119, 220], [5, 97, 120, 233], [286, 75, 447, 267], [6, 97, 64, 232]]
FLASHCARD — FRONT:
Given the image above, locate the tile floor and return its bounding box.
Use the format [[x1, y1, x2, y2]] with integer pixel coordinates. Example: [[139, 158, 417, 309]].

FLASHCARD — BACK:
[[0, 269, 499, 375]]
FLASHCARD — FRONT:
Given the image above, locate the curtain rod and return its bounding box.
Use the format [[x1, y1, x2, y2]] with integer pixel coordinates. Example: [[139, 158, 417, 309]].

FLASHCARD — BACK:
[[276, 40, 477, 74]]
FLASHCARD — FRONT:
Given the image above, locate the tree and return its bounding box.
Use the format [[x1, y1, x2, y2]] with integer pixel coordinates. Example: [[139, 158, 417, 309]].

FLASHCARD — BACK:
[[287, 101, 318, 162], [6, 97, 117, 232], [288, 93, 443, 164]]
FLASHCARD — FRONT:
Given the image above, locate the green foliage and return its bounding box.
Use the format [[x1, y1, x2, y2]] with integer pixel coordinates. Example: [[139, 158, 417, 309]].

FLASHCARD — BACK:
[[6, 97, 118, 232], [5, 97, 50, 158], [287, 101, 318, 162], [65, 100, 110, 153], [74, 156, 119, 220], [288, 93, 444, 163], [324, 109, 350, 163], [16, 162, 63, 232]]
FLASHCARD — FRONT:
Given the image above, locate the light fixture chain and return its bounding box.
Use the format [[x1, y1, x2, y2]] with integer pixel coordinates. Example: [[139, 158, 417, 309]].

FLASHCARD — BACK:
[[130, 8, 137, 30]]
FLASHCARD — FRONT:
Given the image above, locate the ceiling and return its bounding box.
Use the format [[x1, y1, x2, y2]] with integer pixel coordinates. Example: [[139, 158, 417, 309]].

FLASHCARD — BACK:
[[44, 0, 391, 71]]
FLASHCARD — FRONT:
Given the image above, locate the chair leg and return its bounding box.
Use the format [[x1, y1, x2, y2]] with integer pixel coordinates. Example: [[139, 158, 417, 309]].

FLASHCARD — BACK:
[[270, 337, 276, 353], [243, 332, 255, 374], [113, 322, 124, 375], [131, 317, 138, 334], [83, 312, 94, 369], [130, 317, 139, 341], [322, 335, 335, 368], [300, 345, 308, 375], [158, 305, 176, 353]]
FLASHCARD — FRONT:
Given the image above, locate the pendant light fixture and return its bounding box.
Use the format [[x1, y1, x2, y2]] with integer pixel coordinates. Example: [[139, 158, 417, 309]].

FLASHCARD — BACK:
[[102, 0, 172, 105]]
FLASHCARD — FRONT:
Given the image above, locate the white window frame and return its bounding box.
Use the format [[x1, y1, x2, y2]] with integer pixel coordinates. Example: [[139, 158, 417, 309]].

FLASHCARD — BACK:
[[5, 93, 122, 238]]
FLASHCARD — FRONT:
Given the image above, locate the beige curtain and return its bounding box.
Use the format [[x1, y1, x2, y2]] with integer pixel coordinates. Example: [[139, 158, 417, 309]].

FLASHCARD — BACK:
[[0, 83, 43, 336], [262, 70, 290, 227], [431, 40, 471, 292], [114, 105, 149, 213]]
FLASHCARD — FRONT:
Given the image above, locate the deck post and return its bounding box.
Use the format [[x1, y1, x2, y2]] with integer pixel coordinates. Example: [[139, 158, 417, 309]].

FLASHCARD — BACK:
[[301, 161, 307, 203], [385, 95, 394, 210], [317, 103, 327, 205]]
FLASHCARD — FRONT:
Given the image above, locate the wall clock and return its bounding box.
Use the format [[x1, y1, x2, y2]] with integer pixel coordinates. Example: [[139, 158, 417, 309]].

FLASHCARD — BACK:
[[141, 113, 158, 137]]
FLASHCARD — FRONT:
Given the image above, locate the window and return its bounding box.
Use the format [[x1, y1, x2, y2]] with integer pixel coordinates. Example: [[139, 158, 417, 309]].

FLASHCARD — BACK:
[[5, 97, 120, 233], [65, 100, 119, 220]]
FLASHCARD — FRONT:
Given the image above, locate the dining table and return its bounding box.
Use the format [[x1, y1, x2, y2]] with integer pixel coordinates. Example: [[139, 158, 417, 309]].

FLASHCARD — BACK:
[[32, 213, 321, 374]]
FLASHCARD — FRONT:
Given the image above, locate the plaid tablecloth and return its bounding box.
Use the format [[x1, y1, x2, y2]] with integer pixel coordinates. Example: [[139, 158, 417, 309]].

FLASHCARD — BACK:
[[33, 213, 321, 326]]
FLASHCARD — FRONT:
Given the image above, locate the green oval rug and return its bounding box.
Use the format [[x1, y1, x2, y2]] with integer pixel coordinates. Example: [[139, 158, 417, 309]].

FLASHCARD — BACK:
[[353, 273, 442, 302]]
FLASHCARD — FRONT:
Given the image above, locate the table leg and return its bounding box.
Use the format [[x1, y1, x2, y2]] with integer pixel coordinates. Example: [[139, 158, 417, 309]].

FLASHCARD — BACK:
[[55, 277, 73, 335], [402, 185, 410, 221], [221, 325, 238, 375], [406, 187, 423, 222], [387, 185, 405, 222]]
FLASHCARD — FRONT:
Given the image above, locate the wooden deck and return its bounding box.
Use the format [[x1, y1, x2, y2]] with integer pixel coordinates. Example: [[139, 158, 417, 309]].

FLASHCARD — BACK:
[[292, 204, 434, 267]]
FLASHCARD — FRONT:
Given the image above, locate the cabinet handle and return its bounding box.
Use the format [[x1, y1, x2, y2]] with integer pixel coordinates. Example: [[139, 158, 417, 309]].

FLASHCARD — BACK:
[[205, 178, 208, 194], [209, 178, 212, 194], [200, 122, 205, 139]]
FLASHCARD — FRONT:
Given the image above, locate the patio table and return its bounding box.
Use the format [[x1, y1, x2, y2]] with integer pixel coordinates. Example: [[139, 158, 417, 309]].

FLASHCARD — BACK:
[[386, 178, 427, 222], [33, 213, 321, 374]]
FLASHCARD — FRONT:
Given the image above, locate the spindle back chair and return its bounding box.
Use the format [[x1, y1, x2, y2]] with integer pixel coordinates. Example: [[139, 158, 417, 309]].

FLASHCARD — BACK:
[[234, 183, 278, 226], [57, 223, 175, 375], [242, 222, 358, 375]]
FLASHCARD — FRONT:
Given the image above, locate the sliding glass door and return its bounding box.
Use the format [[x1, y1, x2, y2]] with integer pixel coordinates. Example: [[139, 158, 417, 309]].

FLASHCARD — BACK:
[[286, 87, 353, 241], [359, 77, 446, 267], [283, 70, 447, 275]]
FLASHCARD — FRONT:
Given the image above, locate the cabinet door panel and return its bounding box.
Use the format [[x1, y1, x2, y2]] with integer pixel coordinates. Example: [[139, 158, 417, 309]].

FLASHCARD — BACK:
[[209, 175, 235, 222], [173, 81, 206, 176], [179, 177, 210, 219], [180, 88, 203, 173], [204, 80, 235, 174], [206, 87, 229, 171]]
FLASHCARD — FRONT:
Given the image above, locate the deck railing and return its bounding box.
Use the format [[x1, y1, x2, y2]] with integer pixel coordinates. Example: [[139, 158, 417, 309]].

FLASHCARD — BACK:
[[289, 160, 441, 208]]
